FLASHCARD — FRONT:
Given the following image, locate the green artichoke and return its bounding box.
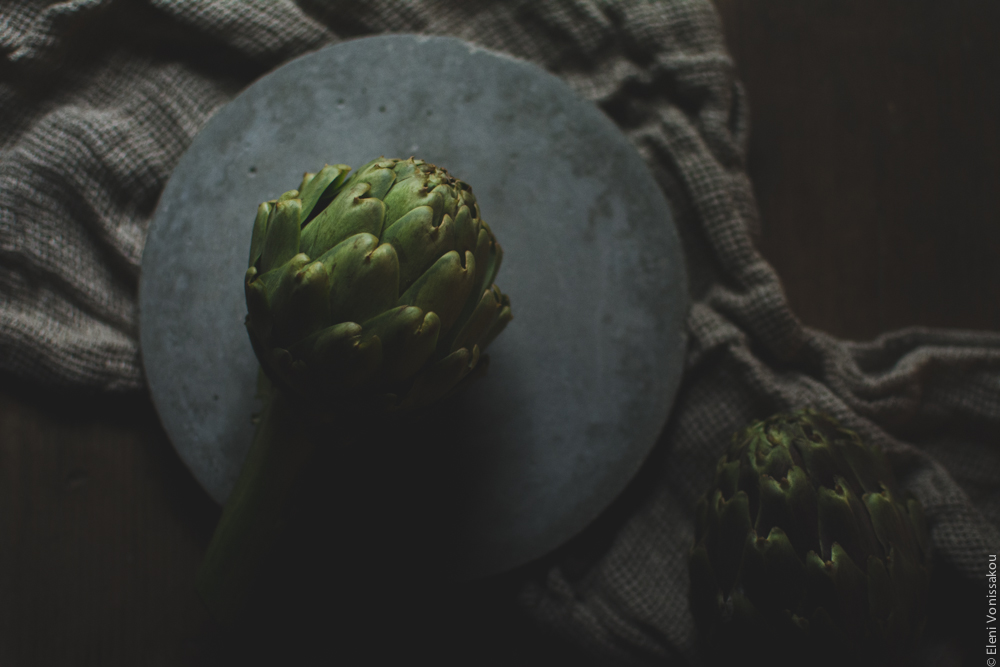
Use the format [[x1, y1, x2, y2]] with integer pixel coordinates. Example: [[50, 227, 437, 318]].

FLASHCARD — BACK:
[[689, 409, 929, 666], [197, 157, 511, 625], [244, 157, 511, 414]]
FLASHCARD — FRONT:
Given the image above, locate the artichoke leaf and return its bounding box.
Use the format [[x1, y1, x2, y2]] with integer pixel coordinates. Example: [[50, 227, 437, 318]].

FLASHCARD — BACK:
[[817, 477, 882, 564], [360, 306, 441, 385], [475, 222, 503, 292], [452, 205, 479, 256], [298, 172, 315, 194], [286, 321, 382, 391], [403, 346, 476, 409], [803, 550, 838, 624], [299, 163, 351, 220], [710, 489, 753, 596], [428, 183, 460, 220], [757, 439, 795, 481], [715, 458, 741, 500], [479, 291, 511, 351], [449, 228, 500, 343], [318, 234, 399, 326], [756, 466, 818, 560], [865, 486, 917, 557], [382, 172, 446, 230], [248, 202, 272, 269], [767, 532, 808, 614], [790, 425, 842, 491], [244, 267, 271, 343], [351, 165, 396, 200], [828, 543, 869, 640], [299, 182, 386, 259], [381, 205, 456, 293], [268, 259, 331, 349], [344, 157, 396, 188], [866, 555, 893, 625], [447, 285, 503, 354], [260, 198, 301, 273], [742, 527, 806, 616], [841, 434, 894, 496], [397, 250, 476, 336], [754, 474, 793, 546]]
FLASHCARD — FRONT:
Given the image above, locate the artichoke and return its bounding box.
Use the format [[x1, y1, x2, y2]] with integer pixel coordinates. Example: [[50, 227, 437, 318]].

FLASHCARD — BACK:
[[198, 158, 511, 624], [689, 409, 930, 666], [244, 157, 511, 413]]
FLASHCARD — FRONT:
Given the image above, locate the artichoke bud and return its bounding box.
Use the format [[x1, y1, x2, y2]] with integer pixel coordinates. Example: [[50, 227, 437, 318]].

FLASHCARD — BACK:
[[689, 409, 929, 666], [244, 157, 511, 416]]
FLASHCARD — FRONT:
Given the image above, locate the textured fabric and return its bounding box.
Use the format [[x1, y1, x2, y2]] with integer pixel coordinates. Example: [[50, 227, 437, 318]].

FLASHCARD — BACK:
[[2, 0, 999, 663]]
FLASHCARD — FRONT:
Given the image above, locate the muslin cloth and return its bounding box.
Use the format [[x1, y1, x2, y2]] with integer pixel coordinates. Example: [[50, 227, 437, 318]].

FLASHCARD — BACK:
[[3, 1, 997, 663]]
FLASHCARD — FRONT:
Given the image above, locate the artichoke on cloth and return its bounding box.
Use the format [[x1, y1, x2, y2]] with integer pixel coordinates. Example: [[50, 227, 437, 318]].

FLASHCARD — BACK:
[[689, 409, 929, 666], [197, 158, 511, 624]]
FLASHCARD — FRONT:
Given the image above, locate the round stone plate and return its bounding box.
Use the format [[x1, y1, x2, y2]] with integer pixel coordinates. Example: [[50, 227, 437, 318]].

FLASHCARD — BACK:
[[140, 35, 688, 580]]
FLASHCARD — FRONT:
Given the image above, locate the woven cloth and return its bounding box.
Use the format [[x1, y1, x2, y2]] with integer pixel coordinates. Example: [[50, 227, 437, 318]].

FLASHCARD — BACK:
[[3, 0, 999, 663]]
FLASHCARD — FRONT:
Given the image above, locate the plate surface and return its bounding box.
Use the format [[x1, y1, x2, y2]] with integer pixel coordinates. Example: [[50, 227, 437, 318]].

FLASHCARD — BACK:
[[140, 35, 688, 579]]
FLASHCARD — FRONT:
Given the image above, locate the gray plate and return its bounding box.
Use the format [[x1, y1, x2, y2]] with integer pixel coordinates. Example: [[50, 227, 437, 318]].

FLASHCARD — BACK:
[[139, 35, 688, 580]]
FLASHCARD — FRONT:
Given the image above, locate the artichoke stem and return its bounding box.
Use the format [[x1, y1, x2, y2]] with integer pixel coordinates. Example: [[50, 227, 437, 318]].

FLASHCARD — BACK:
[[196, 389, 316, 627]]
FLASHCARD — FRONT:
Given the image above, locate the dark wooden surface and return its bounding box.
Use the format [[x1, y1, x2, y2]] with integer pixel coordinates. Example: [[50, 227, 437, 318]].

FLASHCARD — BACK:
[[715, 0, 1000, 340], [2, 2, 999, 664]]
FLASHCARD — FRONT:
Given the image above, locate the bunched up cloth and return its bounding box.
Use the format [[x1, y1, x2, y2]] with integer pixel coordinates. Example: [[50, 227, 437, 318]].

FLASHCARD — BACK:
[[2, 0, 998, 663]]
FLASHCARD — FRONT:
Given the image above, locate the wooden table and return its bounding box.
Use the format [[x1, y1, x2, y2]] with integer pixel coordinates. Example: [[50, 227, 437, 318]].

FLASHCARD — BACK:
[[2, 2, 997, 663]]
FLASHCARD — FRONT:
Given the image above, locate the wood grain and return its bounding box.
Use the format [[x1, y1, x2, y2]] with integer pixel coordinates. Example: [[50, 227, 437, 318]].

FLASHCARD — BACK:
[[714, 0, 1000, 339], [0, 384, 219, 664]]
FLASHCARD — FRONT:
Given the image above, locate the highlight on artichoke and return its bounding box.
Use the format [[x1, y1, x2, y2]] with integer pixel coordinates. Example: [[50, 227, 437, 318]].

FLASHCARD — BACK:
[[689, 409, 930, 666], [197, 157, 511, 624]]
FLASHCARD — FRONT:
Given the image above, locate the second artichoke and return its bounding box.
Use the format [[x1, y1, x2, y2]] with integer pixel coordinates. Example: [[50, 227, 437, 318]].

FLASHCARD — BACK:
[[690, 409, 930, 666]]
